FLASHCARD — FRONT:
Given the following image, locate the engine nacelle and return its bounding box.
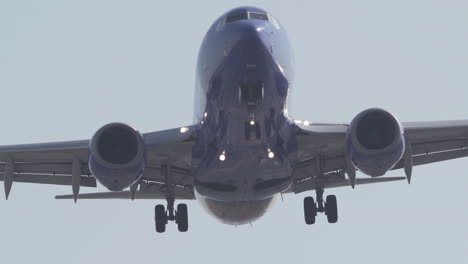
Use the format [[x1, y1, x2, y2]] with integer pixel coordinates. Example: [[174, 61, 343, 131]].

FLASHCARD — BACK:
[[347, 108, 405, 177], [89, 123, 145, 191]]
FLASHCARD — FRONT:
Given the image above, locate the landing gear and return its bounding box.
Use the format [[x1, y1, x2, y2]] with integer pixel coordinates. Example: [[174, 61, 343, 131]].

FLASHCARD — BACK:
[[303, 188, 338, 224], [155, 204, 167, 233], [325, 195, 338, 223], [303, 196, 316, 224], [154, 164, 189, 233], [154, 200, 189, 233], [176, 204, 188, 232]]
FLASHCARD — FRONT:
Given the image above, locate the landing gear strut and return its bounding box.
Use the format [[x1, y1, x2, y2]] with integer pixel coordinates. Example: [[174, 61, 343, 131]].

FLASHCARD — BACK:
[[154, 198, 189, 233], [154, 164, 189, 233], [304, 187, 338, 224]]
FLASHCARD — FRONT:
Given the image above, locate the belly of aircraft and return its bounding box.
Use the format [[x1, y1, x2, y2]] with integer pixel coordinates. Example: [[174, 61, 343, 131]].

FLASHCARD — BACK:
[[195, 190, 278, 225], [194, 145, 292, 199], [193, 144, 292, 225]]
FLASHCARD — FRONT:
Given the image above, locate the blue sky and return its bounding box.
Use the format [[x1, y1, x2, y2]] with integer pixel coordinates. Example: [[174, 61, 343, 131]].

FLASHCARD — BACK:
[[0, 1, 467, 263]]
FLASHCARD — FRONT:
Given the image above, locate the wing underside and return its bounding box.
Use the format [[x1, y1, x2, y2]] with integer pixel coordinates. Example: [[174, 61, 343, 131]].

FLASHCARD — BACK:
[[1, 120, 468, 198], [289, 120, 468, 193], [0, 125, 198, 200]]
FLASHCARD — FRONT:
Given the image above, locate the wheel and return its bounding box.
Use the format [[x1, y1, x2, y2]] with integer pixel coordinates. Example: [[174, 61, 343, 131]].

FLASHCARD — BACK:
[[176, 203, 189, 232], [303, 196, 316, 225], [325, 195, 338, 224], [155, 204, 167, 233]]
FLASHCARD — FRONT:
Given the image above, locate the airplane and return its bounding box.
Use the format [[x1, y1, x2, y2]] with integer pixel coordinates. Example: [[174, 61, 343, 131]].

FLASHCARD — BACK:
[[1, 6, 468, 233]]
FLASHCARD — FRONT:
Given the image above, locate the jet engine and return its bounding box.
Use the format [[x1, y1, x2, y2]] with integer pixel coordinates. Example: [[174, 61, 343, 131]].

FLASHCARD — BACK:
[[89, 123, 146, 191], [347, 108, 405, 176]]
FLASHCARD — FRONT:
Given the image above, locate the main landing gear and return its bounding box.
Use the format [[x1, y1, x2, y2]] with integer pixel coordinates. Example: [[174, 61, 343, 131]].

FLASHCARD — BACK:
[[303, 188, 338, 224], [155, 164, 189, 233], [155, 198, 188, 233]]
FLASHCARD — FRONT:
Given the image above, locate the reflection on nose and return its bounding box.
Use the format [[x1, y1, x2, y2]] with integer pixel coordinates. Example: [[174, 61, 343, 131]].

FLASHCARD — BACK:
[[236, 21, 267, 37], [240, 22, 262, 35], [232, 22, 269, 51]]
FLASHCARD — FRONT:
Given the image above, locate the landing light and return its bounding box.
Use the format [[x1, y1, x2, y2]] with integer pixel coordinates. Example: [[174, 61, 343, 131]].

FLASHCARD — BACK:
[[180, 127, 189, 133], [204, 112, 208, 118], [219, 150, 226, 161], [219, 154, 226, 161], [250, 120, 255, 126], [267, 148, 275, 159], [303, 121, 310, 126]]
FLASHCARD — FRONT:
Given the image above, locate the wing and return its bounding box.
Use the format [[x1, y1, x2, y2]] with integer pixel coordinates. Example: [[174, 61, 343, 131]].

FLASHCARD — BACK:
[[289, 120, 468, 194], [0, 125, 198, 200]]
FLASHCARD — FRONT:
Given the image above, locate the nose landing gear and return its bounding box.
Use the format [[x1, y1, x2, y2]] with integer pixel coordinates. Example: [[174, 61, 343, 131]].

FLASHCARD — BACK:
[[304, 188, 338, 224]]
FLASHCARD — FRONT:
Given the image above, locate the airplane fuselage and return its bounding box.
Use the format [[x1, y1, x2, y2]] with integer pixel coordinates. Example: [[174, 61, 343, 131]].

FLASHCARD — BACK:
[[191, 7, 297, 224]]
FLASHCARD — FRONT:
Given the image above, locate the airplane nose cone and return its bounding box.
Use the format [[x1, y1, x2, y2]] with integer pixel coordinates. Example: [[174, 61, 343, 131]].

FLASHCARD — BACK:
[[239, 22, 263, 35], [229, 22, 271, 53], [235, 21, 267, 39]]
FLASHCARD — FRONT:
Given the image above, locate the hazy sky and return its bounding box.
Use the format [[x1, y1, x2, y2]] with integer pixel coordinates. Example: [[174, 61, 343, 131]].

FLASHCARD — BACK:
[[1, 1, 467, 263]]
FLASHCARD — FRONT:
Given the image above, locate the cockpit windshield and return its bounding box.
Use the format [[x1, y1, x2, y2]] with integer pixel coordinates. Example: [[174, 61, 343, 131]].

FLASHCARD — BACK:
[[248, 12, 269, 21], [226, 12, 249, 23], [226, 11, 270, 23]]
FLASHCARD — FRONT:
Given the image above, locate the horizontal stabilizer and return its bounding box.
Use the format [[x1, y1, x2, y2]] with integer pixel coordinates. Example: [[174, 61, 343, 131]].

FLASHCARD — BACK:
[[290, 176, 406, 194], [56, 191, 164, 200], [329, 176, 407, 189], [0, 173, 96, 187], [55, 182, 195, 200]]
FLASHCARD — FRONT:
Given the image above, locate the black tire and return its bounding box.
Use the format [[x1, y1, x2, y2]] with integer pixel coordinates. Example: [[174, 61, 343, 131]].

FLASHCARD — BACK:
[[304, 196, 316, 225], [325, 195, 338, 224], [176, 203, 189, 232], [155, 204, 167, 233]]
